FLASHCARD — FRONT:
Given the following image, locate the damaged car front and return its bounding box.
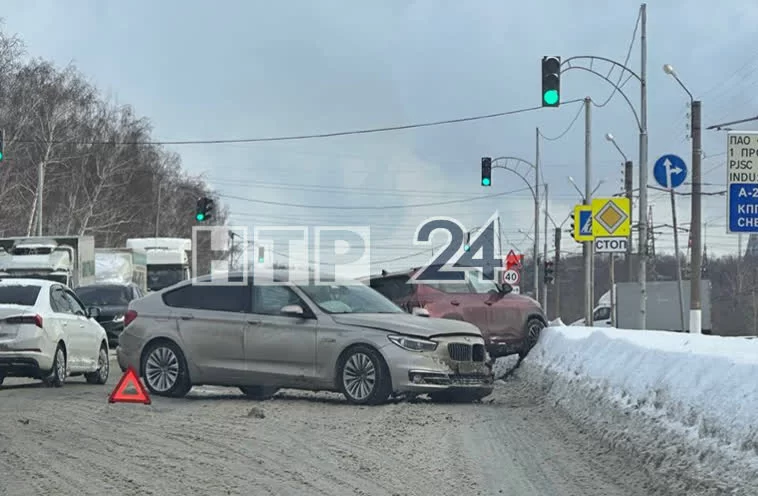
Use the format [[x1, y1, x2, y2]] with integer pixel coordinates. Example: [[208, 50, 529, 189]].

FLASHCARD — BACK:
[[327, 312, 496, 402]]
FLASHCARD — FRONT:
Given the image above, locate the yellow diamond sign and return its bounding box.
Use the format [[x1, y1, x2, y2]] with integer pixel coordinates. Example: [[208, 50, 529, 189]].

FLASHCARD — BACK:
[[591, 197, 630, 237]]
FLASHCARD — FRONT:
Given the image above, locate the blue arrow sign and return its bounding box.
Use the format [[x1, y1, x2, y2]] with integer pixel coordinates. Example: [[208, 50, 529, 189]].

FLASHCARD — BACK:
[[653, 154, 688, 189]]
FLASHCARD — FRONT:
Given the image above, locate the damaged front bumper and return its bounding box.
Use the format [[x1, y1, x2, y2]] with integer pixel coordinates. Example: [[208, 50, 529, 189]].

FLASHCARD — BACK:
[[382, 335, 495, 395]]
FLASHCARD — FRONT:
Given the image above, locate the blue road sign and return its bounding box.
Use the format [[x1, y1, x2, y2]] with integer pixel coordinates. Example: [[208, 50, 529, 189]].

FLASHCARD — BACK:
[[728, 183, 758, 232], [578, 209, 592, 236], [653, 154, 688, 189]]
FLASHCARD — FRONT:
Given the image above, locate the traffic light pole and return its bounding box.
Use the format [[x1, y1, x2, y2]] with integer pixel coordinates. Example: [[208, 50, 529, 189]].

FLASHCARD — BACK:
[[534, 128, 540, 303], [542, 183, 549, 313], [554, 227, 561, 319]]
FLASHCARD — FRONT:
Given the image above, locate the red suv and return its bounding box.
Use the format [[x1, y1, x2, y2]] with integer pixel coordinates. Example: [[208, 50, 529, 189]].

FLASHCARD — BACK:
[[364, 265, 546, 359]]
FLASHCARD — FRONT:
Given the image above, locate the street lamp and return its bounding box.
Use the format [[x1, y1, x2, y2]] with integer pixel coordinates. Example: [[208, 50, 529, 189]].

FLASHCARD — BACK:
[[663, 63, 702, 334]]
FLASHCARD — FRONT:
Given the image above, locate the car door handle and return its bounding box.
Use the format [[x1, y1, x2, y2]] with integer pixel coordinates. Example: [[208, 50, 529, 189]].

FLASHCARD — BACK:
[[450, 300, 460, 306], [247, 320, 262, 325], [179, 315, 194, 320]]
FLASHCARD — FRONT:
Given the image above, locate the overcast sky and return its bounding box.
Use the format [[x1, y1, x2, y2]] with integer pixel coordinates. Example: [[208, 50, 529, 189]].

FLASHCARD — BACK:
[[2, 0, 756, 275]]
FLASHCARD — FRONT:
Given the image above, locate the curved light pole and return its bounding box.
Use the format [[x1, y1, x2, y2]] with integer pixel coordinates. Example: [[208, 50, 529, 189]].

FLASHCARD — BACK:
[[559, 3, 648, 329], [605, 132, 635, 282], [663, 63, 702, 334], [490, 156, 540, 300]]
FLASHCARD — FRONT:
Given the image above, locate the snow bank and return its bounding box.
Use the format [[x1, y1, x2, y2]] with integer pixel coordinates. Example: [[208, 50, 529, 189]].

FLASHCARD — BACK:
[[521, 326, 758, 494]]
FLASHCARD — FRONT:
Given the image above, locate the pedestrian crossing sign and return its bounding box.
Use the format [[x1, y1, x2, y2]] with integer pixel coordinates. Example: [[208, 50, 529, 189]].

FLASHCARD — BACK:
[[573, 205, 594, 242], [591, 198, 631, 237]]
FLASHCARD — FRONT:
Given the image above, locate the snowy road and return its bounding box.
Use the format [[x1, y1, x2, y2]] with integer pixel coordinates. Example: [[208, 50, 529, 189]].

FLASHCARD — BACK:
[[0, 356, 722, 496]]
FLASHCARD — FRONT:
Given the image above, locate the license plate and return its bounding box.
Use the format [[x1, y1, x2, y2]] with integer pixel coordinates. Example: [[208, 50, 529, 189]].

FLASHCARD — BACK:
[[456, 362, 481, 375]]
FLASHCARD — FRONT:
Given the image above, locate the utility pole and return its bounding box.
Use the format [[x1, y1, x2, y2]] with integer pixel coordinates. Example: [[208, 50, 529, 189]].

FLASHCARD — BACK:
[[534, 128, 540, 302], [690, 99, 703, 334], [155, 182, 162, 237], [36, 161, 44, 236], [554, 227, 561, 318], [670, 188, 686, 331], [584, 97, 593, 325], [624, 160, 634, 282], [542, 183, 549, 313], [638, 3, 649, 330]]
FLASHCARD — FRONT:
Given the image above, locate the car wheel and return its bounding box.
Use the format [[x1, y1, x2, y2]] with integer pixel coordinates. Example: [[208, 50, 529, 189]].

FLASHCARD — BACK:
[[519, 318, 545, 358], [85, 344, 110, 385], [141, 340, 191, 398], [430, 389, 492, 403], [239, 385, 279, 400], [338, 345, 391, 405], [44, 344, 67, 387]]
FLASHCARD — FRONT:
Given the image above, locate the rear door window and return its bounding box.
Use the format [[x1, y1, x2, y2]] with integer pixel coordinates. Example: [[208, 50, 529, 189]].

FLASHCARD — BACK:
[[162, 277, 250, 313], [0, 285, 41, 306]]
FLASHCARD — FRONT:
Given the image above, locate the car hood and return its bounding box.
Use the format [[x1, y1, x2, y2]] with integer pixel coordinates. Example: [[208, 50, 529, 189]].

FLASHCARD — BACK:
[[330, 313, 482, 339]]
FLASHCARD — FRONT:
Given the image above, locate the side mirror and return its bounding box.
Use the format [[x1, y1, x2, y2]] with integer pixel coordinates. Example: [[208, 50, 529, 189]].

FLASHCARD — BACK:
[[280, 304, 304, 317], [87, 306, 101, 319], [496, 283, 513, 295], [411, 307, 430, 317]]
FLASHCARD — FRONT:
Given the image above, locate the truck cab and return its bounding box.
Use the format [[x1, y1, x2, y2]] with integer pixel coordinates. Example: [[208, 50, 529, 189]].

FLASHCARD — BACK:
[[0, 236, 96, 288], [125, 238, 191, 292]]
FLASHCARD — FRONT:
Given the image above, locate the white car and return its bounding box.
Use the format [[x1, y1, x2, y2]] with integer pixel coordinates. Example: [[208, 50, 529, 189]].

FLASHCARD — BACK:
[[0, 278, 109, 387]]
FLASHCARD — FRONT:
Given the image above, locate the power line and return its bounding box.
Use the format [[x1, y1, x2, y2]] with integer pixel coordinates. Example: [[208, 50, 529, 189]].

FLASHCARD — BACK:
[[218, 186, 530, 210], [593, 6, 641, 109], [14, 100, 585, 146], [538, 103, 584, 141]]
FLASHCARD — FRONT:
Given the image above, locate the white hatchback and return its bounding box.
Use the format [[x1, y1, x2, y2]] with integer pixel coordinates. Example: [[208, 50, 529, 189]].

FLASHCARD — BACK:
[[0, 278, 109, 387]]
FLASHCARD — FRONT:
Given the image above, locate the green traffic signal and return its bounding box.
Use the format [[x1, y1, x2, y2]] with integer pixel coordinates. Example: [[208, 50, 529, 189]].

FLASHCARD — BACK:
[[196, 213, 205, 221], [258, 257, 264, 263], [0, 151, 3, 161], [543, 89, 559, 106], [463, 244, 471, 251], [481, 178, 490, 186]]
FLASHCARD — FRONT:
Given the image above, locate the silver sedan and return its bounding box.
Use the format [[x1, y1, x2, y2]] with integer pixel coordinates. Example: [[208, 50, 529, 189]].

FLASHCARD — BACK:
[[116, 271, 494, 404]]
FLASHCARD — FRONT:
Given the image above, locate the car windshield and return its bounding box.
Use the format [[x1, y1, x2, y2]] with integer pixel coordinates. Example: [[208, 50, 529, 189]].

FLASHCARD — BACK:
[[467, 272, 501, 294], [298, 282, 404, 314], [147, 266, 185, 291], [0, 285, 41, 306], [75, 286, 130, 306]]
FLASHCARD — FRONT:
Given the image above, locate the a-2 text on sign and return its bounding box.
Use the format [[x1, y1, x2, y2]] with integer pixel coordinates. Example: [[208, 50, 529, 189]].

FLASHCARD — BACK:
[[727, 131, 758, 233], [591, 198, 631, 237]]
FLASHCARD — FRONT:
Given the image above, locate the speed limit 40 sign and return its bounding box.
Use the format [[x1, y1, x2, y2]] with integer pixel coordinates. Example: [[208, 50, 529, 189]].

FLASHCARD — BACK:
[[503, 269, 520, 285]]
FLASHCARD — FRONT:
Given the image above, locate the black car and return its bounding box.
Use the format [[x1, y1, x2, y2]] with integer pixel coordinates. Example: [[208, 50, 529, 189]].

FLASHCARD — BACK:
[[74, 283, 145, 347]]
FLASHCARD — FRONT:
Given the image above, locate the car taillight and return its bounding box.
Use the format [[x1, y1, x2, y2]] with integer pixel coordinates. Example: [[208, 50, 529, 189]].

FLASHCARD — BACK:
[[5, 314, 43, 328], [124, 310, 138, 327]]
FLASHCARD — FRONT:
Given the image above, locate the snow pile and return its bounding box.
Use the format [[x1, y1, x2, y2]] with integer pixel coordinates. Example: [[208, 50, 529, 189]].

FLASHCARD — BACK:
[[548, 317, 565, 327], [521, 326, 758, 494]]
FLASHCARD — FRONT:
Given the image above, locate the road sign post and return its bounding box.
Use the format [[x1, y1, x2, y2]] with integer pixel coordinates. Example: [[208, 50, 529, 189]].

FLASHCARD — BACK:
[[727, 131, 758, 233], [654, 153, 688, 332]]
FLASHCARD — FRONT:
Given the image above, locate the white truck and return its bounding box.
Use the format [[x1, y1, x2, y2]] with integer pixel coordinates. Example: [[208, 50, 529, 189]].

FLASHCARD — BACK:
[[570, 280, 712, 333], [0, 236, 96, 288], [95, 248, 148, 293], [125, 238, 191, 292]]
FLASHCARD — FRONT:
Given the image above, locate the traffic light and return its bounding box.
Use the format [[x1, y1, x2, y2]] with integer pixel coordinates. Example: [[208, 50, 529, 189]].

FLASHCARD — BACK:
[[544, 260, 554, 284], [464, 232, 471, 251], [195, 196, 213, 222], [0, 128, 5, 162], [481, 157, 492, 186], [541, 56, 561, 107], [569, 210, 580, 243], [258, 246, 265, 263]]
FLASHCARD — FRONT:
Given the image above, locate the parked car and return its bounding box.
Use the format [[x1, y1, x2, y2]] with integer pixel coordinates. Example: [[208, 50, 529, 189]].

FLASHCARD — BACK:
[[75, 282, 144, 347], [116, 271, 494, 404], [0, 278, 109, 387], [363, 265, 547, 359]]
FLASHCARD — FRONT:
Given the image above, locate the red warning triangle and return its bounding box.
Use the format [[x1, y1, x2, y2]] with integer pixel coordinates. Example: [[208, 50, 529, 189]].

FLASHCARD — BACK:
[[108, 366, 151, 404], [505, 250, 522, 270]]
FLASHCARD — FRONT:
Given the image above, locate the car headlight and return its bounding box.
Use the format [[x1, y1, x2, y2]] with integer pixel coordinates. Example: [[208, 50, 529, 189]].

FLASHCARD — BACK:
[[388, 335, 437, 352], [112, 314, 124, 323]]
